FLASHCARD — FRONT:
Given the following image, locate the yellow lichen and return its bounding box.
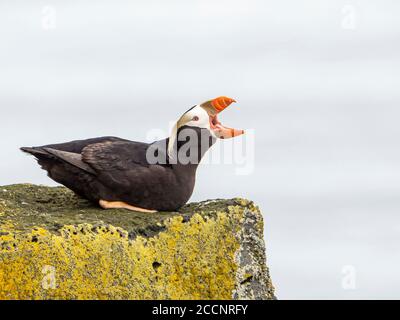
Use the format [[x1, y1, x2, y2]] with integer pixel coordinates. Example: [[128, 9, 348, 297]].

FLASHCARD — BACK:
[[0, 212, 240, 300]]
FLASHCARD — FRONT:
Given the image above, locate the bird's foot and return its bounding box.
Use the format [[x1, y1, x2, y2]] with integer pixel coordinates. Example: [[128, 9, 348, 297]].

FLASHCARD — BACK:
[[99, 200, 157, 213]]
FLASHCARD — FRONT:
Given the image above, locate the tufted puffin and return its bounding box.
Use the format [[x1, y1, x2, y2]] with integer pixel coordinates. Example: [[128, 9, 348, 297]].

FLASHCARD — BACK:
[[21, 96, 244, 212]]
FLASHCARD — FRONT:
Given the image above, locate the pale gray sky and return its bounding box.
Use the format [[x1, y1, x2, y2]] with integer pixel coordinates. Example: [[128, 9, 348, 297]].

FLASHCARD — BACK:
[[1, 0, 400, 299]]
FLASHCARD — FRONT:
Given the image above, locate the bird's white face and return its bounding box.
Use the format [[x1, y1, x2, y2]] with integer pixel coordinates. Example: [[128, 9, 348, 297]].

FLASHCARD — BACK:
[[168, 96, 245, 159], [178, 105, 212, 134]]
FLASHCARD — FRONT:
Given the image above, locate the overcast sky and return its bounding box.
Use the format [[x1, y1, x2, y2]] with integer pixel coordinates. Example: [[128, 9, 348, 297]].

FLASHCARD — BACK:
[[1, 0, 399, 299]]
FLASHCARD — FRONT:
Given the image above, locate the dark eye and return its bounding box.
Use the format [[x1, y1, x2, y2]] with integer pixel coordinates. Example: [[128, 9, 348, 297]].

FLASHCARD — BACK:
[[192, 116, 199, 121]]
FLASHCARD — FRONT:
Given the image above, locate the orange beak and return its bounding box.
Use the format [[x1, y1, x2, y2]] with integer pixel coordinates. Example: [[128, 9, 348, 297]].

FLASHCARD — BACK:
[[213, 125, 245, 139], [208, 96, 244, 139], [211, 96, 237, 113]]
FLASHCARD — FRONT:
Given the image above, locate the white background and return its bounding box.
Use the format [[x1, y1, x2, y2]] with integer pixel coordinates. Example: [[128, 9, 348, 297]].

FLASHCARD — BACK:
[[1, 0, 399, 299]]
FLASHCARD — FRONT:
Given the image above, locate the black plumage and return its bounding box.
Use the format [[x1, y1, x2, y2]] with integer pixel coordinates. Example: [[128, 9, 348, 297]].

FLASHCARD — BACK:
[[21, 127, 215, 211]]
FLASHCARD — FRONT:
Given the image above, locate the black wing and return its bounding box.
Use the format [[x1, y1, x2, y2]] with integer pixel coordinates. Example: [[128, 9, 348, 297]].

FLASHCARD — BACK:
[[41, 136, 129, 154], [81, 140, 173, 191], [22, 137, 174, 202], [20, 136, 131, 175], [81, 141, 150, 172]]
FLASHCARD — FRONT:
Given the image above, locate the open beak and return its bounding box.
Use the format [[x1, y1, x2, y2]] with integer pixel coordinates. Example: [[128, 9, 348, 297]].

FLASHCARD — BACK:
[[207, 96, 245, 139]]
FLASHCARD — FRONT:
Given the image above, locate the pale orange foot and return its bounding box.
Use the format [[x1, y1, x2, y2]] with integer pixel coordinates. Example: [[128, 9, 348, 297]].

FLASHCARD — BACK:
[[99, 199, 157, 213]]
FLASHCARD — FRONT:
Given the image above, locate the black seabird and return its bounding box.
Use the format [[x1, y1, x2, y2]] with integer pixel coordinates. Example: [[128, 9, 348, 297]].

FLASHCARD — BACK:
[[21, 96, 244, 212]]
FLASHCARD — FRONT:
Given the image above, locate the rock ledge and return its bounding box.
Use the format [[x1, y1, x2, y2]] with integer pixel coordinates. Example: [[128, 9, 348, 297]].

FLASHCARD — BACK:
[[0, 184, 274, 300]]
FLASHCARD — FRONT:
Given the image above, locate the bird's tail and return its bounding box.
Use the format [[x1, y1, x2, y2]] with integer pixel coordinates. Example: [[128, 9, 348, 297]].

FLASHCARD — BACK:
[[20, 146, 51, 157]]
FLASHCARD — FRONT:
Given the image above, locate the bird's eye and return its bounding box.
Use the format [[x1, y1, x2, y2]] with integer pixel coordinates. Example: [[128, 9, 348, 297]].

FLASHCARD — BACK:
[[192, 116, 199, 121]]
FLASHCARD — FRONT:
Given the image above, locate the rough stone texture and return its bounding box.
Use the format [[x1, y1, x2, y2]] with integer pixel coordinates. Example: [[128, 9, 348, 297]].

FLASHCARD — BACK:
[[0, 184, 275, 300]]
